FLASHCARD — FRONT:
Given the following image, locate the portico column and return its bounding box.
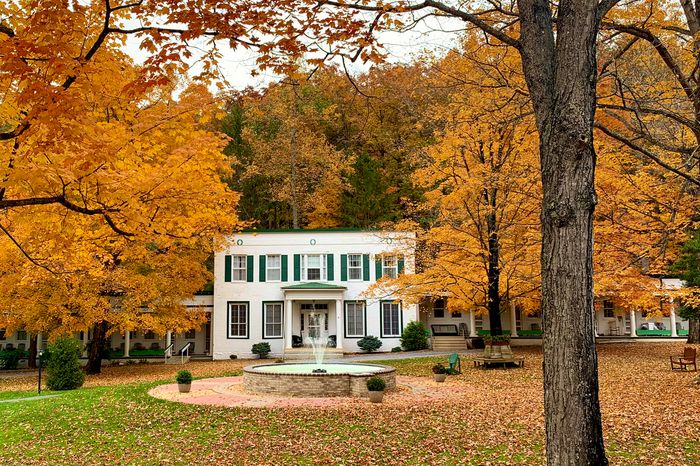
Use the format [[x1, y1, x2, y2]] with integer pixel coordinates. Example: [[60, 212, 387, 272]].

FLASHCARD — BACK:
[[670, 304, 678, 337], [630, 310, 637, 338], [335, 299, 343, 349], [166, 331, 172, 355], [124, 331, 130, 357], [469, 310, 477, 337], [510, 301, 519, 338], [285, 298, 293, 349]]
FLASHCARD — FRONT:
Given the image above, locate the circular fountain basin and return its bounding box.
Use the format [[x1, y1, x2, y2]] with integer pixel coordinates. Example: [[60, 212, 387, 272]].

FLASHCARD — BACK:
[[243, 363, 396, 397]]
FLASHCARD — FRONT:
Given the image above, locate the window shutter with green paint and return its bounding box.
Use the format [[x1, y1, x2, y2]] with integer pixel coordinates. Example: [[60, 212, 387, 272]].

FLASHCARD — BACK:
[[247, 255, 254, 282], [363, 254, 370, 281], [375, 256, 382, 280], [281, 255, 289, 281], [398, 256, 405, 275], [224, 255, 232, 282], [259, 255, 266, 282], [326, 254, 334, 281], [293, 254, 301, 281], [340, 254, 348, 281]]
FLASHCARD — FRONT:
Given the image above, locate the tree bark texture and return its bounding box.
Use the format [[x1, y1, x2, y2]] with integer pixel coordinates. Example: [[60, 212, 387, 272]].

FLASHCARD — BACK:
[[518, 0, 608, 463], [28, 334, 37, 369], [687, 316, 700, 344], [86, 321, 108, 375], [486, 203, 503, 335]]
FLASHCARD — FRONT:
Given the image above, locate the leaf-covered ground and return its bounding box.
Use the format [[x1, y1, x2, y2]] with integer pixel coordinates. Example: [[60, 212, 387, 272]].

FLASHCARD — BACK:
[[0, 343, 698, 465]]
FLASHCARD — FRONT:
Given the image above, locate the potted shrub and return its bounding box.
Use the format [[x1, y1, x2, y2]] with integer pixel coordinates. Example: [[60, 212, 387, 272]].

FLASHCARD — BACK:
[[432, 363, 447, 382], [176, 370, 193, 393], [252, 342, 271, 359], [366, 376, 386, 403]]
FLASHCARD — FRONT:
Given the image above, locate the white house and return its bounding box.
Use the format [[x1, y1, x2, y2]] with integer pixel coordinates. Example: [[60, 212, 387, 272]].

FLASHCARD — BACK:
[[211, 229, 418, 358]]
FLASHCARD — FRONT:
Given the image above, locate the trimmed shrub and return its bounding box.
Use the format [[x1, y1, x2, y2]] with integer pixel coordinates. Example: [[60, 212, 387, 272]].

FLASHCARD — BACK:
[[176, 370, 193, 384], [391, 346, 402, 353], [252, 342, 271, 358], [0, 349, 26, 370], [357, 336, 382, 352], [400, 321, 429, 351], [366, 376, 386, 392], [46, 337, 85, 390]]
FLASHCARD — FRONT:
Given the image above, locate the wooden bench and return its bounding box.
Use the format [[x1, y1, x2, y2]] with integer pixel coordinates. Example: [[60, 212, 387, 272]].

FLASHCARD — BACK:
[[473, 356, 525, 368]]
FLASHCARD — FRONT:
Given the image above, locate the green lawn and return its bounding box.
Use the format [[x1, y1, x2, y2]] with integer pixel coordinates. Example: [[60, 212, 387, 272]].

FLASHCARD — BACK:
[[0, 344, 698, 465]]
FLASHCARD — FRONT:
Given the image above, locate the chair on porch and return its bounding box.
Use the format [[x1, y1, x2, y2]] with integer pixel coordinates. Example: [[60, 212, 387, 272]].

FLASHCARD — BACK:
[[670, 347, 697, 372], [447, 353, 461, 374], [608, 321, 620, 336], [291, 335, 303, 348], [327, 335, 337, 348]]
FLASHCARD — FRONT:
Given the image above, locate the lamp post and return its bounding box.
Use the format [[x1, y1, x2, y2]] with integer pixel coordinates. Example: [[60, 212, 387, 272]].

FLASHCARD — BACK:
[[37, 349, 44, 394]]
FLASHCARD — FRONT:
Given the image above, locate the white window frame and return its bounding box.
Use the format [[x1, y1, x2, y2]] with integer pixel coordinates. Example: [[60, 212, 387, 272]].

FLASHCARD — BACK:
[[263, 302, 283, 338], [347, 254, 363, 281], [232, 255, 247, 282], [344, 301, 366, 337], [266, 255, 281, 282], [381, 301, 401, 337], [228, 302, 249, 338], [302, 254, 326, 281], [382, 255, 398, 279]]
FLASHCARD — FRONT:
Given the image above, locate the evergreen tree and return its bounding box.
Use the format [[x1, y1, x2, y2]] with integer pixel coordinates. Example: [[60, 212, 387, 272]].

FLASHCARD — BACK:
[[340, 152, 399, 227], [671, 230, 700, 343]]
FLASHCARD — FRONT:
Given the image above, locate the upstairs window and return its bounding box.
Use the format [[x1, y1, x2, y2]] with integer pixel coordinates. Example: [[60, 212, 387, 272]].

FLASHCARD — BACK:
[[348, 254, 363, 280], [232, 255, 247, 281], [382, 255, 398, 279], [302, 254, 326, 281], [266, 255, 281, 281], [603, 300, 615, 318], [433, 298, 446, 318]]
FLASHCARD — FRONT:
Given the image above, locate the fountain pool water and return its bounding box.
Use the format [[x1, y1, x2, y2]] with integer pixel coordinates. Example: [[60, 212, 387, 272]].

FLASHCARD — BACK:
[[243, 362, 396, 397]]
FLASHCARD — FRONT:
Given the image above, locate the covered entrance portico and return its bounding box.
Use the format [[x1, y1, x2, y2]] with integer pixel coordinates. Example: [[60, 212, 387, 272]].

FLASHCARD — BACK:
[[281, 282, 347, 350]]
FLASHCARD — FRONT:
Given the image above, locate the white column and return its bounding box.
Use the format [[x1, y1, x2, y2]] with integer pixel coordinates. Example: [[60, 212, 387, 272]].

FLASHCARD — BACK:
[[670, 304, 678, 337], [469, 310, 477, 337], [335, 299, 343, 349], [630, 310, 637, 338], [510, 301, 519, 338], [166, 331, 172, 348], [285, 298, 293, 349], [82, 330, 89, 357], [124, 331, 130, 357]]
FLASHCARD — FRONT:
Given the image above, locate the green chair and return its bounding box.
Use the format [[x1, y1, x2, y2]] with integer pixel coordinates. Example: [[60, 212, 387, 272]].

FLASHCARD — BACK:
[[448, 353, 461, 374]]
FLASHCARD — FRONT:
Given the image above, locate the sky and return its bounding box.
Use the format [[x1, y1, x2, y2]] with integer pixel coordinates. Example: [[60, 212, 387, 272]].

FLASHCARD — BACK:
[[121, 14, 465, 93]]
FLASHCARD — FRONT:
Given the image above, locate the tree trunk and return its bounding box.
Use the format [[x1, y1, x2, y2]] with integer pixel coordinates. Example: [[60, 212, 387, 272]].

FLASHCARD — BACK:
[[518, 0, 608, 463], [486, 208, 503, 335], [86, 321, 108, 375], [28, 334, 37, 369], [687, 316, 700, 344]]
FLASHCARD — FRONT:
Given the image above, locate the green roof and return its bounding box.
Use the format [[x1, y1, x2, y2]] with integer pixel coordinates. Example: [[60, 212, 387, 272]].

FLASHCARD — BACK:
[[281, 282, 348, 290]]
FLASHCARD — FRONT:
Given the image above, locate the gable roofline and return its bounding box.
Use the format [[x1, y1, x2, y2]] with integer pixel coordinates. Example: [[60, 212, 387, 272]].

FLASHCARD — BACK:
[[238, 228, 415, 235]]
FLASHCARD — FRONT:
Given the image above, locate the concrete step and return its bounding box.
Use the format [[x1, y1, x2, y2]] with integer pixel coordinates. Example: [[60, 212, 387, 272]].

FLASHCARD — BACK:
[[165, 355, 190, 364], [432, 336, 467, 351], [282, 348, 344, 360]]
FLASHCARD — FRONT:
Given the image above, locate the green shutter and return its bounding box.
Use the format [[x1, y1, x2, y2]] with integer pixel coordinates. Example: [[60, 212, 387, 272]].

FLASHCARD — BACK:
[[340, 254, 348, 281], [259, 255, 266, 282], [247, 255, 254, 282], [224, 255, 232, 282], [398, 256, 405, 275], [281, 255, 289, 282], [293, 254, 301, 281], [375, 256, 382, 280], [363, 254, 370, 281], [327, 254, 334, 281]]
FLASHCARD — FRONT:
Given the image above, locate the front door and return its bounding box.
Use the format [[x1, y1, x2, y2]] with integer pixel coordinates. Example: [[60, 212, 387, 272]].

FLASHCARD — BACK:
[[307, 313, 324, 340]]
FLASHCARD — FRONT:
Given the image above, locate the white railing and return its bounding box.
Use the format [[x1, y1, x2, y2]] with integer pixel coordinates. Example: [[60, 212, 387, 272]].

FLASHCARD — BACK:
[[163, 342, 175, 363], [179, 342, 192, 364]]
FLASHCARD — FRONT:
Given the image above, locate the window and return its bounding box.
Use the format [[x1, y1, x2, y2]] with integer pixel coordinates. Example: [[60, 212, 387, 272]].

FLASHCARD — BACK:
[[348, 254, 363, 280], [144, 331, 155, 340], [16, 330, 27, 340], [433, 298, 446, 318], [302, 254, 326, 281], [228, 302, 249, 338], [382, 255, 398, 279], [266, 255, 281, 281], [264, 302, 283, 338], [232, 255, 247, 281], [451, 311, 462, 318], [184, 329, 196, 339], [0, 329, 5, 340], [381, 301, 401, 337], [345, 302, 366, 337], [603, 300, 614, 318]]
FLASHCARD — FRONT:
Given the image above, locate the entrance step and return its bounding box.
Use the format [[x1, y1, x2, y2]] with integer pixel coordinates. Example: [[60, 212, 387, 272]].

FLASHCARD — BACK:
[[282, 347, 344, 360], [165, 355, 190, 365], [432, 336, 468, 351]]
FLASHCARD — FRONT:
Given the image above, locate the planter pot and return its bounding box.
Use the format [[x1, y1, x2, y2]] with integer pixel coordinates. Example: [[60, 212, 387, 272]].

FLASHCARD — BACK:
[[178, 383, 191, 393], [434, 373, 447, 383], [368, 390, 384, 403]]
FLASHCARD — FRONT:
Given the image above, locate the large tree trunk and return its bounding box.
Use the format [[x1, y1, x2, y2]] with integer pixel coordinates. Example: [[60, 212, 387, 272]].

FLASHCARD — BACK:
[[86, 321, 109, 375], [518, 0, 607, 463], [28, 334, 37, 369], [687, 316, 700, 344], [486, 205, 503, 335]]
